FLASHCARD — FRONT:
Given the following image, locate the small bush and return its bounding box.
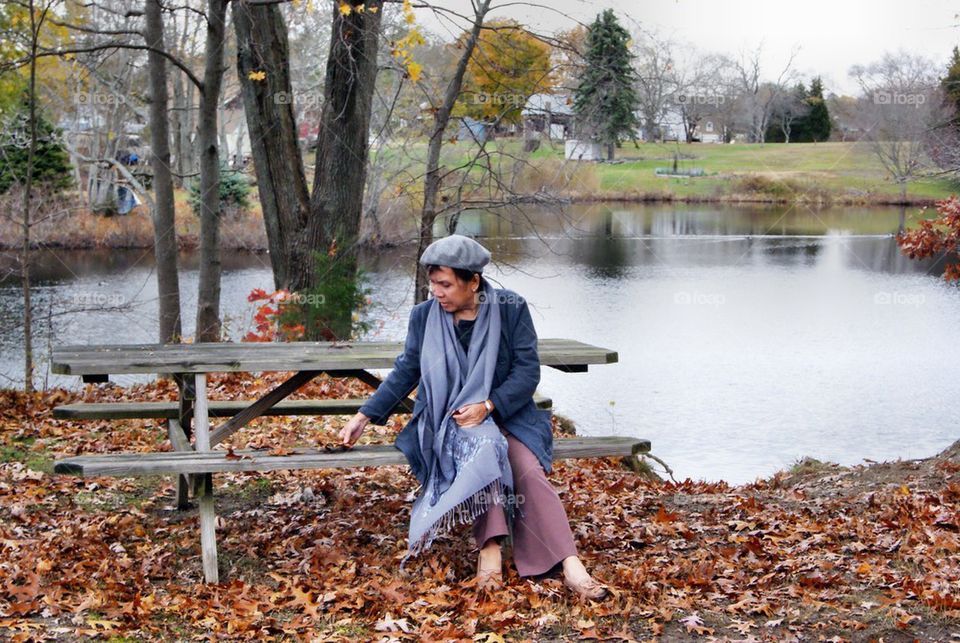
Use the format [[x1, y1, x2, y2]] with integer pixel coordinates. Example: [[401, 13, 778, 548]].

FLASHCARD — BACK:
[[188, 163, 252, 218], [731, 173, 831, 203], [0, 98, 74, 194]]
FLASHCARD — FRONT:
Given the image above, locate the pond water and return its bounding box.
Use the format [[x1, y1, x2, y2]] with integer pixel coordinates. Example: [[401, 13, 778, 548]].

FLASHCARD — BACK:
[[1, 203, 958, 483]]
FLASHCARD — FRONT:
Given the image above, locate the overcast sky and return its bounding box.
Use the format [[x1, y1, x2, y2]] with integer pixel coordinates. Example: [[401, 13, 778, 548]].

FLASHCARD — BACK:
[[416, 0, 960, 96]]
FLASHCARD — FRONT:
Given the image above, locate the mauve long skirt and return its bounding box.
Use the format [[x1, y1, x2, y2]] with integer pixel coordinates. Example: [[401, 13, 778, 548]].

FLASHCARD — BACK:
[[471, 430, 578, 577]]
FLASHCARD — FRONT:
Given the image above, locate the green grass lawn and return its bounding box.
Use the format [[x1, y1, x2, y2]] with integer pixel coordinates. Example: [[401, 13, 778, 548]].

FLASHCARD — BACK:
[[362, 140, 960, 204]]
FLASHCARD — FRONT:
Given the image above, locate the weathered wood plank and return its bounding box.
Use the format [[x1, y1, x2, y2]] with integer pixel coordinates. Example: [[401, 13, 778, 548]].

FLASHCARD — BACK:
[[53, 437, 651, 477], [197, 473, 218, 583], [166, 420, 192, 452], [53, 394, 551, 420], [192, 374, 219, 584], [50, 339, 618, 375], [194, 374, 210, 451], [52, 436, 643, 464], [167, 419, 192, 509]]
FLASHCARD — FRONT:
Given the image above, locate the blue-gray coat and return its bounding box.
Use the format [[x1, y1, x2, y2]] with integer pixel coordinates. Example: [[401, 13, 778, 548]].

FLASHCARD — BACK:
[[358, 288, 553, 485]]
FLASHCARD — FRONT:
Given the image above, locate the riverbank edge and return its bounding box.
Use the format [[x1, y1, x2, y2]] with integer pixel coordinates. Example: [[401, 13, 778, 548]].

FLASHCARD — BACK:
[[0, 193, 939, 252]]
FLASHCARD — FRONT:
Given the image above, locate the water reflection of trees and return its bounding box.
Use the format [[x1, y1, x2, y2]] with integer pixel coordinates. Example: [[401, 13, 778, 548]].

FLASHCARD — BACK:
[[576, 210, 632, 279], [844, 237, 949, 275], [760, 239, 822, 267]]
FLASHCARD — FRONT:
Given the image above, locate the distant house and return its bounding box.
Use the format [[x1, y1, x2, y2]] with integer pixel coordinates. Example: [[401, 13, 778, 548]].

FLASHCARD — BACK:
[[634, 107, 684, 143], [521, 93, 573, 140], [698, 120, 722, 144], [634, 105, 726, 144]]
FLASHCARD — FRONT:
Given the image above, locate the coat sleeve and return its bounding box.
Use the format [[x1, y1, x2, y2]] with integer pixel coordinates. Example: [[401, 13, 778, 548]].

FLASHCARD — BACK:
[[358, 306, 423, 425], [489, 298, 541, 420]]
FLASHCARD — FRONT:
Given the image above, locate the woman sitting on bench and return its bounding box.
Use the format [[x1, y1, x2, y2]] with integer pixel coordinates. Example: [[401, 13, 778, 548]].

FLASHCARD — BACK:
[[339, 234, 608, 600]]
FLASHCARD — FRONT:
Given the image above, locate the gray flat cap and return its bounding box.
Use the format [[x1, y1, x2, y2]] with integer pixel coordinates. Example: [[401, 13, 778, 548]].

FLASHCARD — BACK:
[[419, 234, 491, 273]]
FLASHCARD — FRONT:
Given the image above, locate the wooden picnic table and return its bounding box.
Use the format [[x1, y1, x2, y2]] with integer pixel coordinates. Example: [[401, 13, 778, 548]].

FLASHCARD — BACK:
[[50, 339, 639, 584], [51, 338, 616, 457]]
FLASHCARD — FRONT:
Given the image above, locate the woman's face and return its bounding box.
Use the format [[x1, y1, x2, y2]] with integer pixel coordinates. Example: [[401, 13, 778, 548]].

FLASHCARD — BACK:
[[429, 266, 479, 313]]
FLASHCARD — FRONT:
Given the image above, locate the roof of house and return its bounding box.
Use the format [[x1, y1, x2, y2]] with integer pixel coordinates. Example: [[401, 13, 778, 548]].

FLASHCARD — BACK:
[[522, 93, 573, 116]]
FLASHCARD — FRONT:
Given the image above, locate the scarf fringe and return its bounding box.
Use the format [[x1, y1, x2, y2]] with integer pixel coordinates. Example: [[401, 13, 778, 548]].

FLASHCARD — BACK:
[[400, 478, 514, 572]]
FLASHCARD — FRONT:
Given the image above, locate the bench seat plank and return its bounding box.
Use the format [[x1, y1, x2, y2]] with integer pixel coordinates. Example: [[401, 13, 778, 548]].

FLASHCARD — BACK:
[[54, 437, 651, 477]]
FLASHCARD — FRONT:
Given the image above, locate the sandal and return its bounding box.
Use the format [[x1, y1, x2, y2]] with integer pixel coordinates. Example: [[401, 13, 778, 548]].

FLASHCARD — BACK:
[[476, 568, 503, 589]]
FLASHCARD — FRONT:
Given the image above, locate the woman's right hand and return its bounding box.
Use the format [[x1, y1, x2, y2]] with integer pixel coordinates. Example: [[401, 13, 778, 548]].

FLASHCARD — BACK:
[[340, 412, 369, 447]]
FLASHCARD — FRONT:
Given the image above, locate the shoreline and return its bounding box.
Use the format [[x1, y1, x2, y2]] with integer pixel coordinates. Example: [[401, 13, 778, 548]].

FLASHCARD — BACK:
[[564, 191, 939, 207], [0, 194, 935, 253]]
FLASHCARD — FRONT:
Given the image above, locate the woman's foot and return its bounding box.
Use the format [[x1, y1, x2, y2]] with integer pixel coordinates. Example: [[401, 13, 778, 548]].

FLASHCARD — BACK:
[[562, 556, 609, 600], [476, 539, 503, 588]]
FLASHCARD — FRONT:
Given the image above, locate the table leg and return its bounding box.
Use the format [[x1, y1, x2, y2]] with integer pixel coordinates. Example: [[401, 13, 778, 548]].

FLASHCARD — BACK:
[[174, 374, 196, 510], [166, 419, 194, 508], [194, 373, 219, 584]]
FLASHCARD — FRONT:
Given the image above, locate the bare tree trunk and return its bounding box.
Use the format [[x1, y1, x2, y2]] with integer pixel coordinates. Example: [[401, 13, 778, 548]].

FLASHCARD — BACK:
[[414, 0, 491, 304], [195, 0, 229, 342], [145, 0, 183, 344], [233, 0, 309, 291], [172, 74, 186, 187], [20, 0, 42, 393]]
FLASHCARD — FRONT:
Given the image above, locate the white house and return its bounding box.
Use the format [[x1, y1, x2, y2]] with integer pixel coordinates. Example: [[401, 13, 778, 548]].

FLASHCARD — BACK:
[[522, 93, 573, 141]]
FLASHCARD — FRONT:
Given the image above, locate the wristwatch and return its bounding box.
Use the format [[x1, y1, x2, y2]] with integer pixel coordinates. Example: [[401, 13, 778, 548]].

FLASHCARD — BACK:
[[483, 399, 494, 414]]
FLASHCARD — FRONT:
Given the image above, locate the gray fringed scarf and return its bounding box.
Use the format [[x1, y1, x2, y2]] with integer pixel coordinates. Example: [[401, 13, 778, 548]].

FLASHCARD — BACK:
[[400, 281, 515, 570]]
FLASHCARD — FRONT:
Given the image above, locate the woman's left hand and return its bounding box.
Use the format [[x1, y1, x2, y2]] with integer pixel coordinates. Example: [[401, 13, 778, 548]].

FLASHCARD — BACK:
[[452, 402, 489, 428]]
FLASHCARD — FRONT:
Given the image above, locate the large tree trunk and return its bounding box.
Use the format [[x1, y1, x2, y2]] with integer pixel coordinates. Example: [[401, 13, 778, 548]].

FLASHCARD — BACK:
[[145, 0, 183, 344], [301, 0, 383, 336], [233, 0, 382, 340], [233, 0, 310, 291], [195, 0, 229, 342], [306, 0, 383, 281], [413, 0, 491, 304]]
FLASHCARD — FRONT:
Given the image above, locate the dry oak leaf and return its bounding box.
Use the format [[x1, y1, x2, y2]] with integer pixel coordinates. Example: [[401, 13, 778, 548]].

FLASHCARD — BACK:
[[375, 612, 413, 633], [680, 612, 714, 636]]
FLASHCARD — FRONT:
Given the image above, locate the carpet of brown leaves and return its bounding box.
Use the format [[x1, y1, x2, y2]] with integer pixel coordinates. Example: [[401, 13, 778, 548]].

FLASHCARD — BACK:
[[1, 373, 959, 641]]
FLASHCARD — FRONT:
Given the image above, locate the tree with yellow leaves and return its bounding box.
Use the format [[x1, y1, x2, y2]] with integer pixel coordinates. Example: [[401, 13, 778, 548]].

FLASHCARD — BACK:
[[457, 19, 555, 126]]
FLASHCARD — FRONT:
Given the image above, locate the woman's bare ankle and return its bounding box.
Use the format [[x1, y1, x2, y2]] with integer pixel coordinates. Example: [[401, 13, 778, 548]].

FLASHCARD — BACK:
[[562, 555, 590, 580]]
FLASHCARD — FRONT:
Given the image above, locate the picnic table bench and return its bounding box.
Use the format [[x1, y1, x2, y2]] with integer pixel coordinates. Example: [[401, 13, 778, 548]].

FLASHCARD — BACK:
[[50, 340, 650, 583]]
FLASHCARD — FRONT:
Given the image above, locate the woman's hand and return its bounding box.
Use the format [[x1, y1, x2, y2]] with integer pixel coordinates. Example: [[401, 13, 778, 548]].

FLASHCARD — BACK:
[[340, 412, 369, 447], [452, 402, 491, 428]]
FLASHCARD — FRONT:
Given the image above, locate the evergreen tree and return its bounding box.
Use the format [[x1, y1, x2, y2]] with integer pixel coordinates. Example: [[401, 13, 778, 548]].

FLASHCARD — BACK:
[[803, 77, 831, 142], [941, 46, 960, 124], [572, 9, 639, 160], [0, 96, 73, 194]]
